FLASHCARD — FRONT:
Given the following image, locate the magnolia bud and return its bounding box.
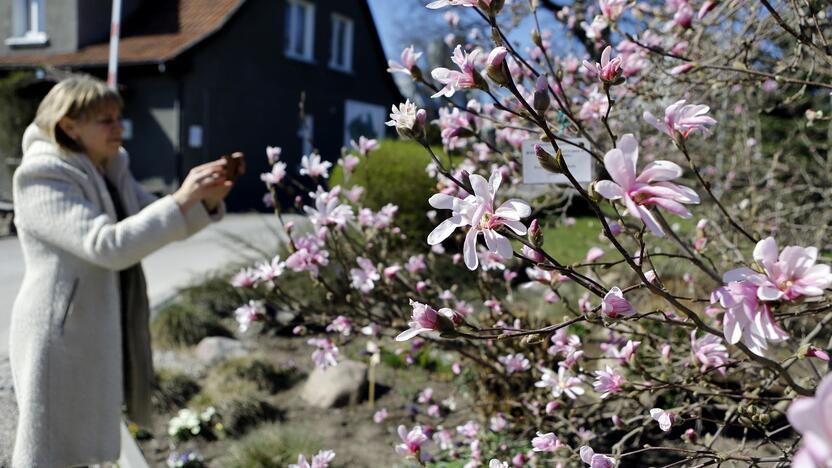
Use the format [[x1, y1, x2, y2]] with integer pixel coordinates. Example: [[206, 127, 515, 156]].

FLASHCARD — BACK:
[[535, 144, 561, 174], [587, 181, 603, 203], [485, 46, 510, 87], [531, 30, 542, 47], [533, 75, 550, 113], [528, 219, 543, 247]]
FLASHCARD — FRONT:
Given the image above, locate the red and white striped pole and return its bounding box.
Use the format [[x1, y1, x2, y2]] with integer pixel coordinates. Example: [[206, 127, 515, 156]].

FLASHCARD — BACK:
[[106, 0, 122, 89]]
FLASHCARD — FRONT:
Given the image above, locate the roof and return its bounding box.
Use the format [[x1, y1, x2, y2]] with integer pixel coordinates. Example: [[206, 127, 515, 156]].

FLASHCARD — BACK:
[[0, 0, 246, 67]]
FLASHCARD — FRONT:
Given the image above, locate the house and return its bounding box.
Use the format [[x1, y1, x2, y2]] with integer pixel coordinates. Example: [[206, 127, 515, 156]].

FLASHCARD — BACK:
[[0, 0, 402, 210]]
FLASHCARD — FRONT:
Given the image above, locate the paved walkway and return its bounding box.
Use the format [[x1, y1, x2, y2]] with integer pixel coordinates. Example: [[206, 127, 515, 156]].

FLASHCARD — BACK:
[[0, 213, 301, 464]]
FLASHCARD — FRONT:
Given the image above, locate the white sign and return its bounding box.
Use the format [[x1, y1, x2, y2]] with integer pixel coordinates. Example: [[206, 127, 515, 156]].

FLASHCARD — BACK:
[[188, 125, 203, 149], [522, 138, 593, 185]]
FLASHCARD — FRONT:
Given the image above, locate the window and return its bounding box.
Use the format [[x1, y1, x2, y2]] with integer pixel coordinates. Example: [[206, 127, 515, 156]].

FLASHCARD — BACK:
[[329, 14, 354, 72], [5, 0, 48, 47], [298, 115, 314, 156], [284, 0, 315, 62]]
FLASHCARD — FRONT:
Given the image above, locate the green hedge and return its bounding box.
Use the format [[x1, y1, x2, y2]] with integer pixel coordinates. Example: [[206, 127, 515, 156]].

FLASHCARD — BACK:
[[330, 139, 444, 244]]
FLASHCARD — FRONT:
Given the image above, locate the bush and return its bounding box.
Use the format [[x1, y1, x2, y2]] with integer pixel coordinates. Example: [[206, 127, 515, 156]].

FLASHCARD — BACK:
[[153, 369, 200, 412], [216, 391, 282, 437], [330, 139, 442, 243], [209, 355, 303, 394], [216, 424, 319, 468], [151, 302, 231, 349], [178, 275, 245, 318]]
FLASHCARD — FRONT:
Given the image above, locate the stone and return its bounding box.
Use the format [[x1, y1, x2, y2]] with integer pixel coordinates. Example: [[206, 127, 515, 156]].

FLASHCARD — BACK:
[[194, 336, 247, 365], [301, 360, 368, 408]]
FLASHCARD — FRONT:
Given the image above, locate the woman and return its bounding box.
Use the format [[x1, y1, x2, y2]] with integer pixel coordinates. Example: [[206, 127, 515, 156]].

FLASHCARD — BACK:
[[9, 75, 242, 467]]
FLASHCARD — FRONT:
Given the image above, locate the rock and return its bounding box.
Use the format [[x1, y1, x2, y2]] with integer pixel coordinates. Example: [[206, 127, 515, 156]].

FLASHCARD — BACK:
[[153, 349, 206, 378], [194, 336, 247, 365], [301, 360, 368, 408]]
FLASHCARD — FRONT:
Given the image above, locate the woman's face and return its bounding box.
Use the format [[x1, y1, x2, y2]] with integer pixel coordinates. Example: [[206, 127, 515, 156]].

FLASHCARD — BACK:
[[60, 105, 124, 163]]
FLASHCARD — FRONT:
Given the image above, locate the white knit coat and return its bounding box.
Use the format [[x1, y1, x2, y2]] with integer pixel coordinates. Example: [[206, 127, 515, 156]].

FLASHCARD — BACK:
[[10, 124, 222, 467]]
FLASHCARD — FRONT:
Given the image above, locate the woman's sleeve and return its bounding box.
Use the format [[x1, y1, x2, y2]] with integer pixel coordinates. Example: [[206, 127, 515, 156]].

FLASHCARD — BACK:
[[14, 160, 190, 271]]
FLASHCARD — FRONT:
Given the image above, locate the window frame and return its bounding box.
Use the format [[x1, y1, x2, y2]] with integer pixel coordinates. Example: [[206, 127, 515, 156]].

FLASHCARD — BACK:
[[5, 0, 48, 47], [284, 0, 316, 63], [328, 13, 354, 73]]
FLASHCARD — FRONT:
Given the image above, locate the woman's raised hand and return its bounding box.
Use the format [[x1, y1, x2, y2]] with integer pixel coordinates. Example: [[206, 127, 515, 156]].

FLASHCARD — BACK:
[[172, 160, 228, 212], [203, 152, 245, 212]]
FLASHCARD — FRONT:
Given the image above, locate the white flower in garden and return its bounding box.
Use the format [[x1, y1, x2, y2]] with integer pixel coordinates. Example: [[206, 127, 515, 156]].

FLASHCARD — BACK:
[[531, 431, 562, 452], [387, 45, 423, 76], [650, 408, 675, 432], [351, 136, 379, 156], [326, 315, 353, 337], [349, 257, 380, 293], [580, 445, 617, 467], [427, 171, 530, 270], [304, 186, 354, 229], [254, 255, 284, 286], [265, 145, 281, 165], [307, 338, 339, 369], [643, 99, 717, 139], [498, 353, 531, 373], [230, 267, 258, 288], [299, 153, 332, 179], [234, 300, 266, 332], [385, 99, 427, 139], [536, 366, 585, 399], [260, 161, 287, 186]]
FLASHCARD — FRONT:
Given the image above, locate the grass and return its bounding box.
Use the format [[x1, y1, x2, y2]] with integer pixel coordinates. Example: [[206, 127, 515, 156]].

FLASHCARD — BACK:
[[538, 217, 605, 264], [214, 424, 319, 467]]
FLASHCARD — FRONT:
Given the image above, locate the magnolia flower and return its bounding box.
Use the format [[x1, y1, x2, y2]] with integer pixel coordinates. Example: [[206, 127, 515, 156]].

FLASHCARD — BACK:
[[395, 300, 454, 341], [289, 450, 336, 468], [531, 432, 562, 452], [307, 338, 339, 369], [599, 0, 628, 20], [427, 171, 530, 270], [234, 300, 265, 332], [607, 340, 640, 364], [230, 267, 258, 288], [349, 257, 380, 293], [260, 161, 287, 186], [499, 353, 531, 373], [731, 237, 832, 302], [489, 460, 509, 468], [536, 367, 585, 399], [351, 136, 379, 156], [601, 287, 635, 318], [285, 234, 329, 275], [582, 46, 622, 83], [580, 446, 617, 467], [395, 425, 429, 459], [489, 413, 507, 432], [594, 134, 700, 236], [426, 0, 479, 9], [304, 187, 354, 229], [711, 280, 788, 355], [650, 408, 675, 432], [254, 255, 284, 285], [431, 45, 484, 98], [299, 153, 333, 179], [340, 154, 360, 173], [326, 315, 353, 337], [373, 408, 389, 423], [385, 99, 427, 139], [581, 15, 609, 40], [690, 330, 729, 375], [644, 100, 717, 139], [265, 146, 281, 165], [787, 372, 832, 467], [457, 420, 481, 439], [593, 366, 625, 398], [579, 87, 609, 122], [387, 45, 423, 76]]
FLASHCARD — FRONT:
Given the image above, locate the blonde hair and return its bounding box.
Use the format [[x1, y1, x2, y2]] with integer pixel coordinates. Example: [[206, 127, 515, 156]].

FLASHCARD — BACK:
[[34, 75, 123, 153]]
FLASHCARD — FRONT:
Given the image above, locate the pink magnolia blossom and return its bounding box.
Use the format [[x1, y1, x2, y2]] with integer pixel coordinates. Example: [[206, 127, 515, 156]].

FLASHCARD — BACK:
[[289, 450, 335, 468], [307, 338, 339, 369], [490, 413, 508, 432], [427, 171, 530, 270], [417, 387, 434, 404], [787, 372, 832, 467], [650, 408, 675, 431], [579, 87, 609, 122], [326, 315, 353, 337], [711, 279, 788, 355], [395, 300, 454, 341], [299, 153, 332, 179], [733, 237, 832, 302], [593, 366, 625, 398], [260, 161, 287, 186], [387, 45, 423, 76], [340, 154, 360, 173], [426, 0, 478, 8], [582, 46, 622, 83], [585, 247, 605, 263], [581, 15, 609, 40], [230, 267, 258, 288], [644, 99, 717, 139], [499, 353, 531, 373], [594, 134, 700, 236], [531, 432, 562, 452], [601, 287, 635, 318], [536, 367, 585, 399], [457, 420, 481, 439], [254, 255, 285, 285], [690, 330, 729, 375], [304, 187, 354, 229], [580, 446, 617, 467], [351, 136, 379, 156], [406, 254, 427, 273], [265, 145, 281, 165], [373, 408, 389, 423], [285, 234, 329, 275], [349, 257, 380, 293], [395, 425, 429, 460], [669, 63, 695, 75], [234, 300, 265, 332], [431, 45, 483, 98], [607, 340, 640, 364], [599, 0, 628, 20]]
